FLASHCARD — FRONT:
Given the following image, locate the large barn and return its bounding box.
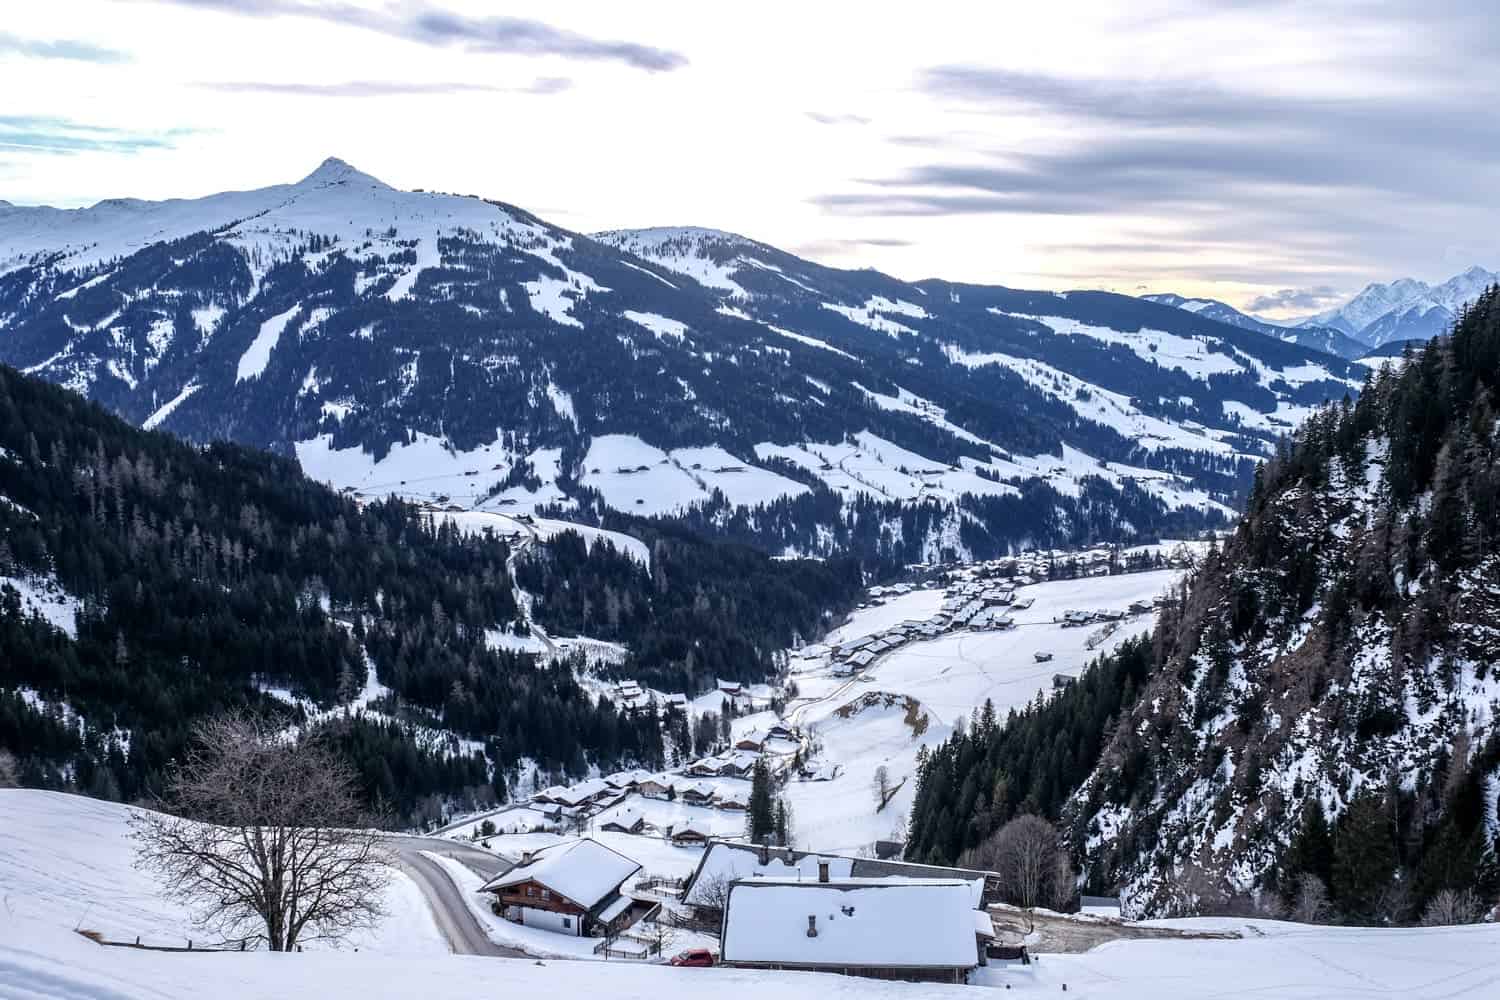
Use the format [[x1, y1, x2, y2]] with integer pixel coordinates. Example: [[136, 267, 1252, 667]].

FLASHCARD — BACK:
[[719, 866, 988, 983], [478, 838, 642, 937]]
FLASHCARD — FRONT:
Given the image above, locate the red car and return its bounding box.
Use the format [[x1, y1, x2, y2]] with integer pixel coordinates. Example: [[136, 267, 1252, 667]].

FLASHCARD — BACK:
[[669, 948, 716, 967]]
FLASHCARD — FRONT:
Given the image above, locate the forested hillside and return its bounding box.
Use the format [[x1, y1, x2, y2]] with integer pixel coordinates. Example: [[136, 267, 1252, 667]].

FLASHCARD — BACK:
[[0, 366, 655, 820], [908, 287, 1500, 925]]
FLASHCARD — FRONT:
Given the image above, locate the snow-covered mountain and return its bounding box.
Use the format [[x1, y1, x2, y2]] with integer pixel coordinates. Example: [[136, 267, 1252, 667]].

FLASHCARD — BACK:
[[0, 158, 1370, 559], [1141, 293, 1369, 360], [1293, 266, 1500, 347]]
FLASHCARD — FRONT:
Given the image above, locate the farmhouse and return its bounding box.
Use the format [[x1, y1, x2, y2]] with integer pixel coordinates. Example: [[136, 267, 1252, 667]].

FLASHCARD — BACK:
[[713, 786, 750, 811], [479, 838, 642, 937], [678, 781, 717, 806], [598, 806, 647, 834], [719, 869, 986, 983], [636, 775, 675, 799], [670, 819, 712, 846]]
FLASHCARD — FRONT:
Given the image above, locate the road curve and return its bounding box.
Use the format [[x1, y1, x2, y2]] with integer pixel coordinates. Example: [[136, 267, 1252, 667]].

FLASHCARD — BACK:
[[388, 836, 524, 958]]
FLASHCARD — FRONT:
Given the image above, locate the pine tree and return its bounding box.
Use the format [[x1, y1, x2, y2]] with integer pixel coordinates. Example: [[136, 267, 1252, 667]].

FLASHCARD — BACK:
[[1332, 792, 1397, 919]]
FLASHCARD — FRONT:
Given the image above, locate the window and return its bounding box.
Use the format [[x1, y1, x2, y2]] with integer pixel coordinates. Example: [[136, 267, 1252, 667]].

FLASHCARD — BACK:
[[562, 917, 571, 929], [541, 889, 551, 901], [526, 887, 536, 897]]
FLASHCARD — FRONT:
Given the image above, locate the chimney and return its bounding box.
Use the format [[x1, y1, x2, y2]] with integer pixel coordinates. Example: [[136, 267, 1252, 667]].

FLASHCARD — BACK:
[[818, 860, 830, 883], [759, 843, 770, 865], [520, 851, 533, 864], [806, 915, 818, 937]]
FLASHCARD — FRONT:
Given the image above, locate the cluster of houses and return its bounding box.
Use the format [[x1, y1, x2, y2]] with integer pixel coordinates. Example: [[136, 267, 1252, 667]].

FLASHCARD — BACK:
[[801, 582, 1023, 679], [475, 834, 1010, 983]]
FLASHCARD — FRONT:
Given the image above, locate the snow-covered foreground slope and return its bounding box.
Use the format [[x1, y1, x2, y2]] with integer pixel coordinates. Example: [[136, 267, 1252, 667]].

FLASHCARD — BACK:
[[8, 897, 1500, 999], [7, 792, 1500, 997], [0, 790, 445, 954]]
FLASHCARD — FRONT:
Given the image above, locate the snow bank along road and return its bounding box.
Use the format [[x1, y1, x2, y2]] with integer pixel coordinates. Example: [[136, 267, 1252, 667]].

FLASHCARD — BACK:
[[385, 836, 521, 957]]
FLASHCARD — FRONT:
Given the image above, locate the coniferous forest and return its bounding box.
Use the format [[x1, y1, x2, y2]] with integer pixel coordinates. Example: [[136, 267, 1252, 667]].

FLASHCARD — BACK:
[[0, 365, 850, 824]]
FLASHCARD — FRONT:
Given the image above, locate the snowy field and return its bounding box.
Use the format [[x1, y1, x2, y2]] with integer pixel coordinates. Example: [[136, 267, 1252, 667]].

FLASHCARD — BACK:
[[0, 790, 446, 955], [863, 570, 1176, 722], [10, 907, 1500, 999], [781, 570, 1180, 854]]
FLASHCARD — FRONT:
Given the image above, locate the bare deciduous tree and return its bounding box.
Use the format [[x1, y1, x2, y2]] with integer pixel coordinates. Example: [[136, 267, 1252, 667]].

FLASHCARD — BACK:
[[688, 873, 731, 925], [872, 765, 892, 811], [962, 815, 1063, 919], [1421, 888, 1482, 927], [129, 714, 392, 951], [1290, 873, 1331, 924]]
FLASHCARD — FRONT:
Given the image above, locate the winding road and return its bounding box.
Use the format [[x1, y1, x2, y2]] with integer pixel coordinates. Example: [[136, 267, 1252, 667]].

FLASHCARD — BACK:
[[386, 836, 525, 958]]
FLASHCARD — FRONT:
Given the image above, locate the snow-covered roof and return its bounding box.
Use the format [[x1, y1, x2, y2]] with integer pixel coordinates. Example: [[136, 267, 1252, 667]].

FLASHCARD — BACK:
[[549, 778, 612, 806], [683, 842, 854, 906], [595, 893, 634, 924], [481, 838, 641, 909], [721, 878, 981, 970]]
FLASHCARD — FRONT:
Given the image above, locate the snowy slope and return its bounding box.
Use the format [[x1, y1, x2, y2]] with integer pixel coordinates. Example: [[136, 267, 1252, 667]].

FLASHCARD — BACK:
[[0, 790, 446, 954]]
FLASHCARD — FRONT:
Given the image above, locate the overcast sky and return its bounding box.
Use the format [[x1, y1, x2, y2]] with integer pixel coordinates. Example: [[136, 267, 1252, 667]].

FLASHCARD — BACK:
[[3, 0, 1497, 318]]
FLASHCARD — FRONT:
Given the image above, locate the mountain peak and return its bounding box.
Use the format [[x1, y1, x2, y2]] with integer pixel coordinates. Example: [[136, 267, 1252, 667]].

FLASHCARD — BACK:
[[296, 157, 388, 190]]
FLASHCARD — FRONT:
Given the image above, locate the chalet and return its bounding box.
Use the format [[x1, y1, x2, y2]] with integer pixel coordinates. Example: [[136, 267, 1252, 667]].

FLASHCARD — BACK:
[[766, 724, 794, 742], [603, 768, 653, 791], [670, 820, 712, 846], [848, 649, 877, 669], [874, 839, 905, 860], [685, 758, 723, 778], [636, 775, 674, 800], [532, 785, 570, 805], [714, 787, 750, 811], [716, 679, 743, 697], [679, 781, 717, 806], [1052, 673, 1073, 689], [830, 662, 855, 678], [1034, 651, 1054, 663], [718, 750, 761, 777], [549, 778, 614, 809], [479, 838, 642, 937], [1010, 596, 1035, 611], [734, 735, 765, 753], [598, 806, 648, 835], [665, 693, 689, 711], [719, 869, 985, 983]]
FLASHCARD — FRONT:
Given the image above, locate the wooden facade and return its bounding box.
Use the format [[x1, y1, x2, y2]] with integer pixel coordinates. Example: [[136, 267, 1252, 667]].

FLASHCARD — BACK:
[[493, 877, 591, 935]]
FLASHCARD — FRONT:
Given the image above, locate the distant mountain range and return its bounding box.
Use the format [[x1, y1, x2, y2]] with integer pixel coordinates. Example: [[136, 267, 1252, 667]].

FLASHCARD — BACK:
[[0, 158, 1377, 559], [1295, 266, 1499, 347], [1140, 293, 1370, 360], [1147, 267, 1500, 357]]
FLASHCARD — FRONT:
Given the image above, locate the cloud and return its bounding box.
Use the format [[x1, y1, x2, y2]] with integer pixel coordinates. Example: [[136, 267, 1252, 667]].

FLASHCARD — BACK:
[[0, 31, 130, 63], [0, 116, 193, 156], [1244, 286, 1343, 313], [198, 77, 572, 97], [805, 111, 870, 126], [138, 0, 687, 71], [792, 236, 914, 258]]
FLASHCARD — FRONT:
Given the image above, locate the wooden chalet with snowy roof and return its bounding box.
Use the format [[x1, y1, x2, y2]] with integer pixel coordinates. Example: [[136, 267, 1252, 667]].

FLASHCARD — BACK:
[[479, 838, 642, 937]]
